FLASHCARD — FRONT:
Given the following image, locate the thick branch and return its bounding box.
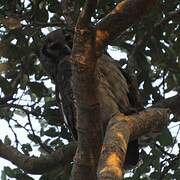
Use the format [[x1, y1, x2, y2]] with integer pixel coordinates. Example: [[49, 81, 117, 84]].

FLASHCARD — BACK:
[[71, 1, 101, 180], [95, 0, 156, 52], [154, 94, 180, 117], [0, 142, 76, 174], [98, 108, 169, 179], [76, 0, 97, 28]]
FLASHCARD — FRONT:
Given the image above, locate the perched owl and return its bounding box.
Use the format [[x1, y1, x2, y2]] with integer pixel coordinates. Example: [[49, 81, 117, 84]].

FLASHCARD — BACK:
[[40, 29, 140, 167], [40, 29, 77, 140]]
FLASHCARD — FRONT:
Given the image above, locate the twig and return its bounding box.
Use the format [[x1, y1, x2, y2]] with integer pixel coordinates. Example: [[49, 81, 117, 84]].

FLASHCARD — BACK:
[[8, 121, 19, 148], [169, 124, 180, 154], [159, 152, 180, 180], [26, 113, 52, 154], [22, 21, 65, 28], [155, 143, 175, 158]]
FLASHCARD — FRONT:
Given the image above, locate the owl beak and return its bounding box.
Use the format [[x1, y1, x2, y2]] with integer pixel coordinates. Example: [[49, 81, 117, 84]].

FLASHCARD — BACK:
[[64, 45, 71, 53]]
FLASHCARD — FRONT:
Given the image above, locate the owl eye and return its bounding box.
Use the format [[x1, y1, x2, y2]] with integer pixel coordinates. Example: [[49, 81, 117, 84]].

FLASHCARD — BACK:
[[49, 42, 62, 50]]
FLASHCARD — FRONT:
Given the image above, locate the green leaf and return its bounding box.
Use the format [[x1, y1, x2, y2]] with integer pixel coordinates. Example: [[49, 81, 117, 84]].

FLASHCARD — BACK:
[[28, 82, 49, 98], [44, 127, 59, 137], [174, 169, 180, 179], [4, 167, 14, 178], [150, 171, 160, 179], [21, 143, 32, 154], [1, 170, 7, 180], [4, 167, 34, 179], [158, 129, 173, 146], [50, 138, 63, 147], [34, 7, 49, 23], [48, 1, 61, 13], [4, 135, 11, 145], [60, 125, 72, 141], [0, 76, 12, 95], [27, 134, 41, 144], [43, 108, 63, 125], [14, 109, 26, 117]]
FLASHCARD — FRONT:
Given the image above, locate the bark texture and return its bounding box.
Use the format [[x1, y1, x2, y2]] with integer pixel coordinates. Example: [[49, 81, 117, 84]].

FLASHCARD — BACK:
[[70, 1, 101, 179], [95, 0, 156, 53], [0, 142, 76, 174], [98, 108, 169, 179], [1, 1, 171, 180]]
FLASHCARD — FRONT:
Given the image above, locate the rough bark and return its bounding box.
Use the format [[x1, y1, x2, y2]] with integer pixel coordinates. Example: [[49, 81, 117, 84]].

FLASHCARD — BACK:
[[71, 0, 158, 179], [70, 1, 102, 179], [0, 107, 169, 176], [95, 0, 156, 54], [0, 141, 76, 174], [1, 0, 168, 179], [98, 108, 169, 179], [154, 94, 180, 117]]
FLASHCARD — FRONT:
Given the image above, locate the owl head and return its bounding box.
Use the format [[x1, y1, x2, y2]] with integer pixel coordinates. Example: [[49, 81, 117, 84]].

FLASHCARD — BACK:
[[42, 29, 71, 61]]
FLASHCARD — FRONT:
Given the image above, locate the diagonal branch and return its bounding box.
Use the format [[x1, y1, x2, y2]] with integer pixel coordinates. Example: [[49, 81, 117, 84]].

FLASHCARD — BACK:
[[95, 0, 156, 53], [0, 141, 76, 174], [153, 94, 180, 117], [98, 108, 169, 179]]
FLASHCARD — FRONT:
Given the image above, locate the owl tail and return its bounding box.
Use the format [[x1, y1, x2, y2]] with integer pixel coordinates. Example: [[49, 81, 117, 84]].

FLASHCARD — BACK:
[[124, 139, 139, 168]]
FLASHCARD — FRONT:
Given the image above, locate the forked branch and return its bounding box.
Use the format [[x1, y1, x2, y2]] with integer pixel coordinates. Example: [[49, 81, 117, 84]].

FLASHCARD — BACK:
[[98, 108, 169, 179]]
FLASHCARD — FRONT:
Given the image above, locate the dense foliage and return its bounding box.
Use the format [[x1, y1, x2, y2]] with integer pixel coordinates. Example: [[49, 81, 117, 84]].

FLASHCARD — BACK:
[[0, 0, 179, 179]]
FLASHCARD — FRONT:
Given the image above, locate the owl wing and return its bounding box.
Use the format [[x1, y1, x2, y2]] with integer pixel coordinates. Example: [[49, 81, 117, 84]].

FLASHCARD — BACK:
[[56, 56, 77, 140], [96, 54, 139, 167]]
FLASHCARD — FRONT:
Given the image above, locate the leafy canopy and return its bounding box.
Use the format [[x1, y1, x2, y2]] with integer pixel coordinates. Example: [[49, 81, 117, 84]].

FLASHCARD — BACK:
[[0, 0, 180, 179]]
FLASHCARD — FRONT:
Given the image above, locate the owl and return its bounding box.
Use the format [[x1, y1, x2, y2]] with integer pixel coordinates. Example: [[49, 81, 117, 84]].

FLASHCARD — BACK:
[[40, 29, 140, 167], [40, 29, 77, 140]]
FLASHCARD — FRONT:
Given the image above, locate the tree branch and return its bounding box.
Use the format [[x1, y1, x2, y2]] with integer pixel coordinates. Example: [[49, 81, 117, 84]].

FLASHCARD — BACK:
[[22, 21, 65, 28], [76, 0, 97, 28], [0, 141, 76, 174], [95, 0, 156, 53], [61, 0, 76, 29], [153, 94, 180, 117], [98, 108, 169, 179], [71, 1, 102, 180]]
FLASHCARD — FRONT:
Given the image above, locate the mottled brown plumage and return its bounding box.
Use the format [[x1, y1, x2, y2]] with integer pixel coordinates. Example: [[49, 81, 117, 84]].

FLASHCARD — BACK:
[[40, 30, 139, 167]]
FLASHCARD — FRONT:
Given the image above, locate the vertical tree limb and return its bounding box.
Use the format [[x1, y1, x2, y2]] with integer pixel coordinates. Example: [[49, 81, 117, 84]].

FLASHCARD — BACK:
[[71, 1, 102, 179], [71, 0, 158, 179], [61, 0, 76, 29]]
